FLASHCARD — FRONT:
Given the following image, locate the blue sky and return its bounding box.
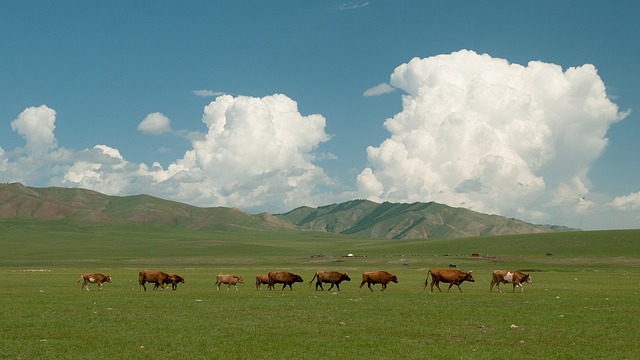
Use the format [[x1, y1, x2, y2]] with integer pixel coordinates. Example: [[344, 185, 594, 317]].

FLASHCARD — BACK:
[[1, 1, 639, 230]]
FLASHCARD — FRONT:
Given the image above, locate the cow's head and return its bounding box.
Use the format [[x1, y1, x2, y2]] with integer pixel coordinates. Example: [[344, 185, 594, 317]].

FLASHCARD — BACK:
[[390, 275, 398, 283], [523, 274, 532, 284], [294, 275, 304, 283], [171, 274, 185, 284], [106, 276, 113, 283], [342, 273, 351, 281], [464, 271, 475, 282], [237, 276, 245, 284]]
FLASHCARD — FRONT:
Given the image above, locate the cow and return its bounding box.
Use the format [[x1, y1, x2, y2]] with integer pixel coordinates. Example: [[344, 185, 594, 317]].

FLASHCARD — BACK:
[[161, 273, 185, 290], [490, 270, 531, 293], [77, 273, 112, 291], [425, 268, 475, 293], [267, 271, 303, 291], [138, 270, 172, 291], [309, 271, 351, 291], [255, 274, 270, 290], [216, 274, 244, 291], [359, 271, 398, 292]]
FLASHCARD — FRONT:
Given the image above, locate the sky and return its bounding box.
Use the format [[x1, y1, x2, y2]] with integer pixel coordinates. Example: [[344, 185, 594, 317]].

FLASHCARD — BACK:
[[1, 1, 639, 230]]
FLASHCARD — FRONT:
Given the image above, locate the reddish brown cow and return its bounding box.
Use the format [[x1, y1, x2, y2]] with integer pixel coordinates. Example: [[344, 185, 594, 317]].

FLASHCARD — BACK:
[[425, 268, 475, 293], [359, 271, 398, 292], [490, 270, 531, 293], [161, 273, 185, 290], [139, 270, 172, 291], [267, 271, 303, 291], [309, 271, 351, 291], [77, 273, 112, 291], [216, 274, 244, 291], [255, 274, 270, 290]]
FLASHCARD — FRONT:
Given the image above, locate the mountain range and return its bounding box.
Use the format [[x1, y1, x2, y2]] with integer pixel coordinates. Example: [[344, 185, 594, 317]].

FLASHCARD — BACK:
[[0, 182, 576, 239]]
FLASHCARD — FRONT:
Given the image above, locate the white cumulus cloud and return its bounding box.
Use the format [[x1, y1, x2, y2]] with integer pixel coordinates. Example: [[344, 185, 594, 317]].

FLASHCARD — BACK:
[[610, 192, 640, 211], [138, 112, 172, 135], [11, 105, 58, 154], [357, 50, 628, 223]]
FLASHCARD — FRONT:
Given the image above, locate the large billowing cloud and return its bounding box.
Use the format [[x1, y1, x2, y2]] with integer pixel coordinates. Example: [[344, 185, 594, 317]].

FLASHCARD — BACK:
[[58, 94, 333, 212], [357, 50, 628, 223], [10, 105, 58, 154]]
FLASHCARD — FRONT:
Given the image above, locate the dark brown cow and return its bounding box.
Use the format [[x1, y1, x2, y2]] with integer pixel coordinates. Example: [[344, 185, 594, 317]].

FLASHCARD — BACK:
[[216, 274, 244, 291], [139, 270, 172, 291], [425, 268, 475, 293], [77, 273, 112, 291], [490, 270, 531, 293], [161, 273, 185, 291], [309, 271, 351, 291], [267, 271, 303, 291], [255, 274, 270, 290], [359, 271, 398, 292]]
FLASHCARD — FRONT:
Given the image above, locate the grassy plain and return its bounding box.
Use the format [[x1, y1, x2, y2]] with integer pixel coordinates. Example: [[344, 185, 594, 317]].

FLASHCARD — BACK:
[[2, 223, 640, 359]]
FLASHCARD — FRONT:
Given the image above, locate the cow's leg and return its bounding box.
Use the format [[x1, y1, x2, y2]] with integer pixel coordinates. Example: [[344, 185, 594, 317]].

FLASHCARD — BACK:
[[433, 281, 442, 292], [98, 282, 103, 291], [367, 282, 374, 292], [380, 283, 387, 291], [84, 281, 90, 291], [456, 284, 463, 293], [359, 281, 366, 289], [447, 283, 454, 292], [328, 283, 336, 291], [234, 284, 239, 291]]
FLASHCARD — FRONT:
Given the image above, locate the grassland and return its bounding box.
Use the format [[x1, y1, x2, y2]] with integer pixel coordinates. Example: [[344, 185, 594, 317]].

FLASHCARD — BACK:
[[2, 222, 639, 359]]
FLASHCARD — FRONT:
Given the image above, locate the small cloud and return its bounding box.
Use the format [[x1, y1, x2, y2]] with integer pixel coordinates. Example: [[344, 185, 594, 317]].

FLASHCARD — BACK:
[[363, 83, 396, 97], [192, 89, 226, 97], [138, 112, 172, 135], [337, 2, 370, 10], [610, 192, 640, 211]]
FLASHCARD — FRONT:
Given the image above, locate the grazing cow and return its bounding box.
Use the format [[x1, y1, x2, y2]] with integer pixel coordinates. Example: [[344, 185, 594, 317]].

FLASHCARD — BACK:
[[255, 274, 270, 290], [138, 270, 172, 291], [425, 268, 475, 293], [216, 274, 244, 291], [161, 273, 185, 290], [309, 271, 351, 291], [490, 270, 531, 293], [267, 271, 303, 291], [359, 271, 398, 292], [77, 273, 112, 291]]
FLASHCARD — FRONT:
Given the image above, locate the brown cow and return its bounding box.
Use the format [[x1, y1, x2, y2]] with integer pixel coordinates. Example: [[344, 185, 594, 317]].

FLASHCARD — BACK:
[[216, 274, 244, 291], [161, 273, 185, 290], [267, 271, 303, 291], [77, 273, 112, 291], [309, 271, 351, 291], [139, 270, 172, 291], [425, 268, 475, 293], [490, 270, 531, 293], [359, 271, 398, 291], [255, 274, 270, 290]]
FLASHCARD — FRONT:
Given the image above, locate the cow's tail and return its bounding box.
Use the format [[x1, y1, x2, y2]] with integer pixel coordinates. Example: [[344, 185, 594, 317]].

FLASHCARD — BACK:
[[76, 276, 83, 284], [423, 271, 430, 290], [308, 273, 317, 287]]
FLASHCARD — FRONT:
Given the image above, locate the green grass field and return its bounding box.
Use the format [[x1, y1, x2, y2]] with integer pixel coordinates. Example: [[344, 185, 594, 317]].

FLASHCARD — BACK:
[[2, 224, 639, 359]]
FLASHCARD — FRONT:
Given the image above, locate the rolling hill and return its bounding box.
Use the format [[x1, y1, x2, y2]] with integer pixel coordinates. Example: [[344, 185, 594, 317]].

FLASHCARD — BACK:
[[0, 182, 575, 239]]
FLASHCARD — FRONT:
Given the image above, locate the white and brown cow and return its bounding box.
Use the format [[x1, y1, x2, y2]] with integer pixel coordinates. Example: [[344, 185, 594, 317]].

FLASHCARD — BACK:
[[216, 274, 244, 291], [309, 271, 351, 291], [77, 273, 112, 291], [359, 271, 398, 292], [425, 268, 475, 293], [490, 270, 531, 293]]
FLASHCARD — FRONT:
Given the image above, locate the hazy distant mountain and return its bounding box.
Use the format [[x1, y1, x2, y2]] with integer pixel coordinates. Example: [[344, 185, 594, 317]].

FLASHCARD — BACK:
[[0, 183, 576, 239]]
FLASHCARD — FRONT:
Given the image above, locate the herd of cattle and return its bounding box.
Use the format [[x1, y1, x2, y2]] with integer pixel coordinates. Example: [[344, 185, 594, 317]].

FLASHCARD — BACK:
[[77, 269, 532, 293]]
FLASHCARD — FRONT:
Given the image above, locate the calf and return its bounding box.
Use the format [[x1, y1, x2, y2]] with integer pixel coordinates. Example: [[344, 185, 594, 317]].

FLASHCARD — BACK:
[[359, 271, 398, 292], [425, 268, 475, 293], [255, 274, 270, 290], [309, 271, 351, 291], [490, 270, 531, 293], [161, 273, 185, 290], [216, 274, 244, 291], [77, 273, 112, 291], [267, 271, 303, 291]]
